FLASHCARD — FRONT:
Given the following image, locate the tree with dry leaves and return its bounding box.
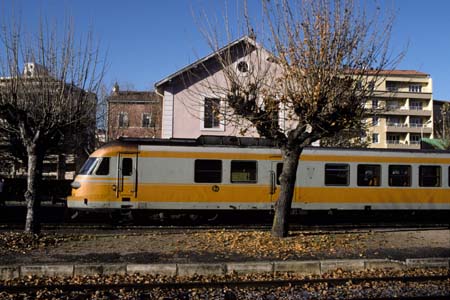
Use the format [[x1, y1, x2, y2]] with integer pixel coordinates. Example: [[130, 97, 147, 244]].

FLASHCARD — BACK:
[[0, 17, 105, 233], [198, 0, 402, 237]]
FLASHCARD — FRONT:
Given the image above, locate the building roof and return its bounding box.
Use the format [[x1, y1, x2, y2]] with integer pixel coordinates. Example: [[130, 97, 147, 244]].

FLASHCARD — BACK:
[[107, 90, 160, 103], [433, 99, 450, 104], [371, 70, 429, 77], [153, 35, 428, 91], [154, 36, 260, 90]]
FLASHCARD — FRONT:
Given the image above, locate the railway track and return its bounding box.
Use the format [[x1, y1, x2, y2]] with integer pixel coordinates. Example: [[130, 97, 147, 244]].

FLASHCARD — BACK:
[[1, 222, 448, 234], [1, 274, 449, 299]]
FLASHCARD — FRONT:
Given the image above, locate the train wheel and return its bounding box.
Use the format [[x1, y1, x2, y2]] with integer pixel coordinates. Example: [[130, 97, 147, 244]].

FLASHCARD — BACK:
[[188, 213, 202, 223], [110, 210, 133, 225], [206, 213, 219, 223]]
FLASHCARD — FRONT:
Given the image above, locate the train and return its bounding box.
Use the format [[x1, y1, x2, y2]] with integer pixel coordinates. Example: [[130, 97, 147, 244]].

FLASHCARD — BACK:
[[67, 136, 450, 218]]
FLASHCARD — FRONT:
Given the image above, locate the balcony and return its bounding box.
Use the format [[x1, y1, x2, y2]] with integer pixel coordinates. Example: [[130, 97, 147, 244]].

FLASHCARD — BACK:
[[386, 123, 409, 133], [407, 109, 432, 116], [384, 122, 433, 134], [408, 125, 432, 134], [369, 105, 432, 116], [409, 105, 423, 110], [373, 90, 432, 100], [386, 141, 420, 149]]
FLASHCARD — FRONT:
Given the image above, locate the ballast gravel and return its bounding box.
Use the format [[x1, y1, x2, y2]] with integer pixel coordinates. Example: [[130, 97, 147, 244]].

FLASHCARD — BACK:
[[1, 268, 449, 299]]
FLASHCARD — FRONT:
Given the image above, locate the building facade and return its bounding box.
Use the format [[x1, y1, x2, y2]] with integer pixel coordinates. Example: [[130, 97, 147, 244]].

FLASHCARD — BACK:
[[155, 36, 276, 140], [0, 62, 96, 179], [107, 85, 162, 141], [155, 38, 434, 149], [366, 71, 433, 149]]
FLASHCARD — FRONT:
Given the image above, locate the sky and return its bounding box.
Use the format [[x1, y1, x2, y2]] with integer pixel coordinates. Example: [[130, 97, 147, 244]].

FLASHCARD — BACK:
[[1, 0, 450, 100]]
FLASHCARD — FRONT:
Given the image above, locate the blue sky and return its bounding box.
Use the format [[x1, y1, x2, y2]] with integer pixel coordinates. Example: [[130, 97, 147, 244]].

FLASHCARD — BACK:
[[2, 0, 450, 99]]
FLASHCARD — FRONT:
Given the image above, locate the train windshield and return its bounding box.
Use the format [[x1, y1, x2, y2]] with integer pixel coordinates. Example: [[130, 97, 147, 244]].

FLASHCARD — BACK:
[[79, 157, 99, 175]]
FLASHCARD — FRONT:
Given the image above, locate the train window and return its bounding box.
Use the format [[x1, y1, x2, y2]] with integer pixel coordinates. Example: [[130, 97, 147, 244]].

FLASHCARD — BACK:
[[325, 164, 350, 185], [419, 166, 441, 187], [79, 157, 98, 175], [389, 165, 411, 186], [231, 161, 257, 183], [448, 167, 450, 186], [324, 164, 349, 186], [357, 165, 381, 186], [276, 163, 283, 185], [122, 158, 133, 176], [95, 158, 110, 176], [194, 160, 222, 183]]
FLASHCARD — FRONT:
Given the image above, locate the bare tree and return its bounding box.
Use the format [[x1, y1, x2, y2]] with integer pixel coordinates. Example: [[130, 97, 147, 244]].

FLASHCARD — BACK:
[[320, 121, 371, 148], [197, 0, 402, 237], [0, 16, 105, 233], [437, 103, 450, 141]]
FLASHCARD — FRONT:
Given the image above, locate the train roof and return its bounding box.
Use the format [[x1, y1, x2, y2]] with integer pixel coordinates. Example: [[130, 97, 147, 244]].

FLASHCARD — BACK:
[[115, 136, 278, 148], [101, 136, 450, 155]]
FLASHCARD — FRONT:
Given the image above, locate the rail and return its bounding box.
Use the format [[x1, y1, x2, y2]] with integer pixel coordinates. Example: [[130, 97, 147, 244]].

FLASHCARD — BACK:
[[1, 274, 449, 299]]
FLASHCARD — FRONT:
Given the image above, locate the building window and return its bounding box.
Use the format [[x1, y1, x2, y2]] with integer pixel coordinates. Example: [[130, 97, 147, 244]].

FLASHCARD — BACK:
[[409, 85, 422, 93], [372, 116, 379, 126], [356, 81, 362, 89], [410, 117, 422, 128], [410, 101, 423, 110], [371, 99, 379, 109], [419, 166, 441, 187], [194, 160, 222, 183], [368, 81, 375, 90], [386, 81, 398, 92], [204, 98, 221, 129], [118, 112, 129, 128], [237, 61, 249, 73], [372, 133, 379, 144], [357, 164, 381, 186], [387, 100, 399, 110], [387, 117, 402, 127], [387, 134, 400, 144], [324, 164, 349, 186], [410, 134, 421, 144], [231, 161, 257, 183], [142, 113, 155, 128], [389, 165, 411, 186]]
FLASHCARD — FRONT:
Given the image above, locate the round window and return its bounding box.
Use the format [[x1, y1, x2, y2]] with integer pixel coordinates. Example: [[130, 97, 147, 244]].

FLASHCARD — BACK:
[[237, 61, 249, 73]]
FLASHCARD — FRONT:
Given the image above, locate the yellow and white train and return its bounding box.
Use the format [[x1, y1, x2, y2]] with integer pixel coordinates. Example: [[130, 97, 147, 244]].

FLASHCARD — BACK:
[[67, 136, 450, 214]]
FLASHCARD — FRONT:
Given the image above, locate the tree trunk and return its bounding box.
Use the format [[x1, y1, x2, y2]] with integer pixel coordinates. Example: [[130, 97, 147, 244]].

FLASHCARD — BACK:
[[24, 145, 42, 234], [271, 147, 302, 238]]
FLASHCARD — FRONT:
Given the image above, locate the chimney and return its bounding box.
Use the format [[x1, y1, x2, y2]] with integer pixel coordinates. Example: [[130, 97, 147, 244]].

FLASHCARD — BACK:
[[23, 62, 49, 77], [112, 82, 120, 94]]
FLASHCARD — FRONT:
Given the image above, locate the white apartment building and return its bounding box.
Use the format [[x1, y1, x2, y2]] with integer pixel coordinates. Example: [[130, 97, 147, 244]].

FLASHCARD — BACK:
[[366, 70, 433, 149]]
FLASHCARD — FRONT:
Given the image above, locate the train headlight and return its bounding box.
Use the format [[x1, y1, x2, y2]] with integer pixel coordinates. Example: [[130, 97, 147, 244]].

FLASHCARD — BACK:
[[71, 181, 81, 189]]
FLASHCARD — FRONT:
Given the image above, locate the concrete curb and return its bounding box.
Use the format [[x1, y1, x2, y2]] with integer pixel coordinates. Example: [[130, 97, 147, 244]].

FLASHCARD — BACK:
[[1, 258, 449, 280]]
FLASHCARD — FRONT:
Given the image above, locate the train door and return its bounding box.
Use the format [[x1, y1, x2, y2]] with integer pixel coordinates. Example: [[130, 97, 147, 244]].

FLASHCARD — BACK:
[[117, 152, 139, 207], [269, 162, 283, 203]]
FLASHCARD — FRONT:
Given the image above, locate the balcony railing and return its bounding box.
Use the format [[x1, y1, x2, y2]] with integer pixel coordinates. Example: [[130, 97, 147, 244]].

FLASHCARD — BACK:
[[386, 123, 407, 127], [386, 86, 398, 92], [387, 140, 401, 144], [386, 143, 420, 149], [409, 105, 423, 110]]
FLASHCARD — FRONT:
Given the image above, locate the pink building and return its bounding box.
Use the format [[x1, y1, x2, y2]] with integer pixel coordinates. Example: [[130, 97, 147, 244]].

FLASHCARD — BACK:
[[155, 36, 277, 139]]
